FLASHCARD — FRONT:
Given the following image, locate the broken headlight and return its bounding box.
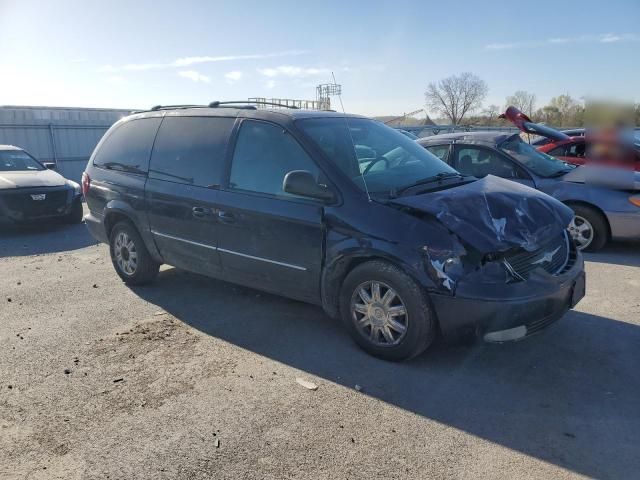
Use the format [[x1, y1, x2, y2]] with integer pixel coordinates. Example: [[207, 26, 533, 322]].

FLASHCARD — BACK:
[[426, 254, 468, 292]]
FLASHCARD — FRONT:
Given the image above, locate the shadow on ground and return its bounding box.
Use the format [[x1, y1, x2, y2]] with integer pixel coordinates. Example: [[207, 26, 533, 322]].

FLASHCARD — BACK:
[[583, 240, 640, 267], [0, 221, 97, 258], [133, 267, 640, 479]]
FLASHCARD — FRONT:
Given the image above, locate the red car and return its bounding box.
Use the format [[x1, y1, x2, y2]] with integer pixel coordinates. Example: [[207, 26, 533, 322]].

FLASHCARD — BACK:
[[500, 107, 640, 171]]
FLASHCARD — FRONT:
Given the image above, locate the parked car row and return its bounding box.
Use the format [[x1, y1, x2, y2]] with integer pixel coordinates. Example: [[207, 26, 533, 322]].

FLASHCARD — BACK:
[[6, 102, 637, 360], [80, 102, 586, 360], [419, 108, 640, 251]]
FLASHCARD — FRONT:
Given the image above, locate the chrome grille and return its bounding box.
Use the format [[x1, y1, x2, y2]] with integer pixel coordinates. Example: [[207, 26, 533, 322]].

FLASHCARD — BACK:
[[504, 232, 570, 279]]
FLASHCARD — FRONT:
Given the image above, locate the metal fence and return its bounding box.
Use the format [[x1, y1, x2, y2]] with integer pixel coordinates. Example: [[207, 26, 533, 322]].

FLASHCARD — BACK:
[[0, 106, 132, 183], [395, 124, 520, 138]]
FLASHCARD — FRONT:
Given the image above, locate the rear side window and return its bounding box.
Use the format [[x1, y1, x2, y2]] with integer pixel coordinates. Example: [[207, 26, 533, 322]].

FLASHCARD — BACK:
[[150, 116, 234, 187], [229, 120, 319, 197], [93, 118, 161, 174]]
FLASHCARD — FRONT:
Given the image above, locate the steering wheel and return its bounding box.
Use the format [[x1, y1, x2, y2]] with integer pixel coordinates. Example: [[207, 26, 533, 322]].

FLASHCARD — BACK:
[[362, 156, 389, 175]]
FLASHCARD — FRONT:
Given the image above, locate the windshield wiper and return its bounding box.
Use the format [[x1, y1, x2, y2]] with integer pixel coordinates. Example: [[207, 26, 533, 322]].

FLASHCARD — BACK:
[[103, 162, 145, 175], [392, 172, 464, 197]]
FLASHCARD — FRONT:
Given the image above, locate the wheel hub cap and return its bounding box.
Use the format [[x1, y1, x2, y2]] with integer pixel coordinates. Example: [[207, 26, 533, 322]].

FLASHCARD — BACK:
[[114, 231, 138, 275], [351, 281, 408, 346], [568, 215, 593, 250]]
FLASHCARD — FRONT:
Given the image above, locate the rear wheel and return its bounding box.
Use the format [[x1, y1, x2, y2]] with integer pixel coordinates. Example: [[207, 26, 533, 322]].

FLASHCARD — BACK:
[[339, 260, 436, 361], [109, 220, 160, 285], [567, 205, 608, 252]]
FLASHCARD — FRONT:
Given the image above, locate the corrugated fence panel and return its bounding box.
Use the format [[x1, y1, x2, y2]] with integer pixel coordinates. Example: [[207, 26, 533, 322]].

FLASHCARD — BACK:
[[0, 106, 131, 183]]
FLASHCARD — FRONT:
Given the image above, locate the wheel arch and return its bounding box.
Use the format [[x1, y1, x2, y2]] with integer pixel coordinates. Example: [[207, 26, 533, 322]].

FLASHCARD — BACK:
[[103, 201, 163, 262], [320, 251, 433, 320]]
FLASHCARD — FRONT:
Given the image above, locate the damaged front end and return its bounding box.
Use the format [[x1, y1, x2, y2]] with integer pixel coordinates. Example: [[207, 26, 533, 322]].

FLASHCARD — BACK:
[[397, 174, 576, 293], [421, 229, 576, 294], [394, 175, 585, 343]]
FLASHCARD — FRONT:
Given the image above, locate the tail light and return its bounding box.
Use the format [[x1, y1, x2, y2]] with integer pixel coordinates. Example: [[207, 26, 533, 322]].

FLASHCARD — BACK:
[[629, 195, 640, 207], [81, 172, 91, 196]]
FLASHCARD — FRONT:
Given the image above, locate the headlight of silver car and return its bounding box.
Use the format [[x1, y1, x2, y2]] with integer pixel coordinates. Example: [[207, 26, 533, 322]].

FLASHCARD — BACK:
[[66, 180, 81, 195]]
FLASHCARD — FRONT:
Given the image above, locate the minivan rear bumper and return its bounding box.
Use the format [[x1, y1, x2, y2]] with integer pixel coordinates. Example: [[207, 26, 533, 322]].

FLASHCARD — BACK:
[[84, 211, 109, 243], [430, 253, 585, 343]]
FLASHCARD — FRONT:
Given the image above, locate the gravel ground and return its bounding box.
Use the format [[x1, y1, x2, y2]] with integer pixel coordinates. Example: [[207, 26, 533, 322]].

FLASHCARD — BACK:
[[1, 215, 639, 480]]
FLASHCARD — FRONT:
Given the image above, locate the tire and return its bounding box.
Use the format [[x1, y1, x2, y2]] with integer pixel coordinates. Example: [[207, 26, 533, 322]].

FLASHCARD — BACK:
[[109, 220, 160, 285], [65, 198, 84, 224], [339, 260, 436, 361], [567, 204, 608, 252]]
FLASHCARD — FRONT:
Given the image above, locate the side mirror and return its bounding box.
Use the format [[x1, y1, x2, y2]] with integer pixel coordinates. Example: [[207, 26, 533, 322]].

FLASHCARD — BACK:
[[43, 162, 56, 170], [283, 170, 335, 202]]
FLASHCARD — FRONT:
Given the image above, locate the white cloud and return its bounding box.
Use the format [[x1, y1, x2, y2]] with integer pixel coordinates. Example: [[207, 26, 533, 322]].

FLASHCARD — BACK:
[[178, 70, 210, 83], [485, 33, 640, 50], [265, 79, 276, 89], [258, 65, 331, 78], [224, 71, 243, 84], [100, 50, 306, 73]]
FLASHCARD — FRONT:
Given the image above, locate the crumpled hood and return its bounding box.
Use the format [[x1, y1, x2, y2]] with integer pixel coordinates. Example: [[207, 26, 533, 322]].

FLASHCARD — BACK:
[[391, 175, 574, 254], [0, 169, 66, 189]]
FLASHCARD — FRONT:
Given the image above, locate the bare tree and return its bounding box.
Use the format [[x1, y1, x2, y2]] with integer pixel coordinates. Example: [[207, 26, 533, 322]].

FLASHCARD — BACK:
[[505, 91, 537, 116], [425, 72, 488, 125], [483, 104, 501, 125]]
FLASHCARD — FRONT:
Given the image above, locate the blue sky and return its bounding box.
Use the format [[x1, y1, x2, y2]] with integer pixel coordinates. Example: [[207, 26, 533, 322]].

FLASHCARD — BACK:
[[0, 0, 638, 116]]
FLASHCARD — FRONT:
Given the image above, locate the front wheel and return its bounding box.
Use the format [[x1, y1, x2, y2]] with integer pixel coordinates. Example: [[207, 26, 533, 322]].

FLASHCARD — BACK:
[[567, 205, 608, 252], [109, 221, 160, 285], [339, 260, 436, 361]]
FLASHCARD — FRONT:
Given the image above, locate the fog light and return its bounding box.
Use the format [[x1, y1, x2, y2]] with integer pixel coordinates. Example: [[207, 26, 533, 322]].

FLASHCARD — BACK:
[[484, 325, 527, 342]]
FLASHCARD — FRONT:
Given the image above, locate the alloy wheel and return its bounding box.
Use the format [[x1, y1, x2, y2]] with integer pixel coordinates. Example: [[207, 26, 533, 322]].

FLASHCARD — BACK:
[[568, 215, 594, 250], [114, 231, 138, 275], [350, 281, 409, 346]]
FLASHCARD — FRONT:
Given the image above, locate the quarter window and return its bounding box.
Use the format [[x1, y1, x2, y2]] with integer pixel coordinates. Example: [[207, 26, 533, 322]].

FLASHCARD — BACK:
[[150, 116, 234, 187], [229, 120, 319, 197], [93, 118, 161, 174]]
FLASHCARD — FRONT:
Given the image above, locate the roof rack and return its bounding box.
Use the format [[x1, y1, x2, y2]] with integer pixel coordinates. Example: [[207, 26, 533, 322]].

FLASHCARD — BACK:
[[149, 104, 207, 111], [142, 100, 300, 113], [208, 100, 299, 109]]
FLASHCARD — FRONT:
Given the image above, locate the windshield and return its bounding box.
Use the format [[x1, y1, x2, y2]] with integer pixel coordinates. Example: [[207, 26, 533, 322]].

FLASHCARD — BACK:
[[0, 150, 45, 172], [500, 137, 574, 177], [297, 117, 457, 195]]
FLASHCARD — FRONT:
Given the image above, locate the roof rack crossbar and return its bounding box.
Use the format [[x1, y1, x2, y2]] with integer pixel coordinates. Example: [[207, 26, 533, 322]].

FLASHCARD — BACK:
[[208, 100, 300, 109], [149, 104, 207, 111]]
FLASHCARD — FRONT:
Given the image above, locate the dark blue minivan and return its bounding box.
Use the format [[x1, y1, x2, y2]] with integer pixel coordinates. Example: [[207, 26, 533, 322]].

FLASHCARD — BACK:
[[83, 103, 585, 360]]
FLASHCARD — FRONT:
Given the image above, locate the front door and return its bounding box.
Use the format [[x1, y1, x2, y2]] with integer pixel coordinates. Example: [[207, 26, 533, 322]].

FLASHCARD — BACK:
[[146, 115, 235, 276], [453, 144, 536, 188], [215, 119, 325, 303]]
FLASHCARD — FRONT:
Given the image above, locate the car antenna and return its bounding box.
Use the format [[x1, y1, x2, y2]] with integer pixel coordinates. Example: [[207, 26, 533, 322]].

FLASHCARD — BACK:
[[332, 71, 372, 202]]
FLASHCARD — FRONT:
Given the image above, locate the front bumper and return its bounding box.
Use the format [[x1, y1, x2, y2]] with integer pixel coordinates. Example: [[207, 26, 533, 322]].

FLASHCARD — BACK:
[[0, 186, 79, 224], [431, 251, 585, 343]]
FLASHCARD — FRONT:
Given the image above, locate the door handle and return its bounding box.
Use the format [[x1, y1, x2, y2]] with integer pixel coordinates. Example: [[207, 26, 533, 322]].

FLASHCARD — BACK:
[[217, 210, 235, 223], [192, 206, 209, 218]]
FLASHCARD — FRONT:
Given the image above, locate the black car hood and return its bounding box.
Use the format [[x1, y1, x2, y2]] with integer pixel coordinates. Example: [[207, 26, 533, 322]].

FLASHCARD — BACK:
[[391, 175, 574, 254]]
